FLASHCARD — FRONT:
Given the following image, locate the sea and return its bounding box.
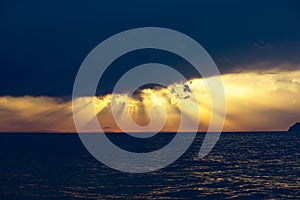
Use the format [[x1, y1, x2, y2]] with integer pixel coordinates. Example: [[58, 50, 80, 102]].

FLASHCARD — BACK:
[[0, 132, 299, 199]]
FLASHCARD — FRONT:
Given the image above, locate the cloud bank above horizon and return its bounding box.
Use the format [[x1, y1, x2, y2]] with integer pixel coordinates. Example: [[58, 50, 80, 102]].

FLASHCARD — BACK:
[[1, 65, 300, 133]]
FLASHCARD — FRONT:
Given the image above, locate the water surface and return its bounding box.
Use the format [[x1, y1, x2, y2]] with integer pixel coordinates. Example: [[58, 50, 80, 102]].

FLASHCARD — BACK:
[[0, 132, 299, 199]]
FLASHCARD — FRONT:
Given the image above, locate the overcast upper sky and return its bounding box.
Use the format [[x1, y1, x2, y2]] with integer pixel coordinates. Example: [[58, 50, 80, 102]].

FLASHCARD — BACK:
[[0, 0, 300, 96]]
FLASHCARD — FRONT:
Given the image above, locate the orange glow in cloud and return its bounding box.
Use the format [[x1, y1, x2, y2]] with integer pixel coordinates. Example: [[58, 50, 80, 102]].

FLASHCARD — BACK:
[[0, 68, 299, 132]]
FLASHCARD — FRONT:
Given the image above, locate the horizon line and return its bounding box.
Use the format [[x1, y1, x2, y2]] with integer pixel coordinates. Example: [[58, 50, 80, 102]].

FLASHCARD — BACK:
[[0, 130, 291, 134]]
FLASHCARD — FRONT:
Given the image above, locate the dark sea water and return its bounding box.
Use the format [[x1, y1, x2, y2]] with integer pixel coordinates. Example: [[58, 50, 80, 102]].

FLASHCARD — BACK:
[[0, 132, 299, 199]]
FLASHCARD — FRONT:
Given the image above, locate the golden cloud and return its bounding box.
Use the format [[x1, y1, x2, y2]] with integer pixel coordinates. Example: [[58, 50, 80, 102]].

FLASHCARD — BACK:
[[0, 68, 299, 132]]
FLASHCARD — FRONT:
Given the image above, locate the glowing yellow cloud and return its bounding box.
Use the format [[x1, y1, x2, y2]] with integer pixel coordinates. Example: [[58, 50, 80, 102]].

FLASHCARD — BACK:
[[0, 68, 299, 132]]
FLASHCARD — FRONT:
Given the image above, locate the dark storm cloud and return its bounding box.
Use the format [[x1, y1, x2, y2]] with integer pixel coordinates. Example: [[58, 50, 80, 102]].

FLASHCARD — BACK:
[[0, 0, 300, 96]]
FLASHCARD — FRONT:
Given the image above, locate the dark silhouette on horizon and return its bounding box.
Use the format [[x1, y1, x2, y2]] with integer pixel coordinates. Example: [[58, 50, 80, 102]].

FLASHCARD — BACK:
[[288, 122, 300, 132]]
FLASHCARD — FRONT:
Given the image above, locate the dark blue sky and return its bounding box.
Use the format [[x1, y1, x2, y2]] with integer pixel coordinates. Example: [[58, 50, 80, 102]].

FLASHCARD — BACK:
[[1, 0, 299, 96]]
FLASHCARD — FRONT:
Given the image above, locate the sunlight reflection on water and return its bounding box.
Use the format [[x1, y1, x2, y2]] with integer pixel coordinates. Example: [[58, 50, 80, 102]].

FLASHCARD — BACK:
[[0, 132, 299, 199]]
